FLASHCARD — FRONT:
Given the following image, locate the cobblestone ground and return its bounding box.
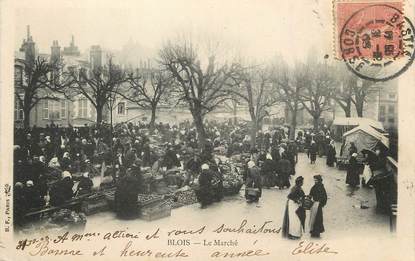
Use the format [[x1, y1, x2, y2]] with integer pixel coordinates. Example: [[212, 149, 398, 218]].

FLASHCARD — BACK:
[[86, 153, 390, 240]]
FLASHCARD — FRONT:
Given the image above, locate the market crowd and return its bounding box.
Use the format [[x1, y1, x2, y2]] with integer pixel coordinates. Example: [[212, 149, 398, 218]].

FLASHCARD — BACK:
[[12, 118, 393, 239]]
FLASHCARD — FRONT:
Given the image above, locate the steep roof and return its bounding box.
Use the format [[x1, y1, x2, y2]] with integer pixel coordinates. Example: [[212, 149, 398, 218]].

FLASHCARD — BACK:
[[343, 124, 389, 148], [333, 117, 384, 130]]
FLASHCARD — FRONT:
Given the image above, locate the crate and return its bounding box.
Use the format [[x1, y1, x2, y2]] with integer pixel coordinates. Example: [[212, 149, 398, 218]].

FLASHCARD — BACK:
[[141, 202, 171, 221], [81, 195, 109, 216]]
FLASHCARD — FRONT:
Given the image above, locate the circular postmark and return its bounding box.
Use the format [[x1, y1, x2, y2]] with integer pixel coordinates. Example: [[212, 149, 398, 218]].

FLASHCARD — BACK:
[[340, 4, 415, 81]]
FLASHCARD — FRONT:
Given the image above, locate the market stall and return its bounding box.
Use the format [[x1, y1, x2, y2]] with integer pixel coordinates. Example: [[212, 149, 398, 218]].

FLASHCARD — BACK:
[[337, 124, 389, 169], [332, 117, 385, 141]]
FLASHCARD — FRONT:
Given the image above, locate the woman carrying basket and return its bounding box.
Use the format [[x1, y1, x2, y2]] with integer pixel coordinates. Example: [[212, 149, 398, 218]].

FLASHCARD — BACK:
[[245, 161, 262, 203]]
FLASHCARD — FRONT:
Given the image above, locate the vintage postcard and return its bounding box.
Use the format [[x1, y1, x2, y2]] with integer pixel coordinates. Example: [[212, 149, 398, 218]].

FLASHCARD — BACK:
[[0, 0, 414, 260]]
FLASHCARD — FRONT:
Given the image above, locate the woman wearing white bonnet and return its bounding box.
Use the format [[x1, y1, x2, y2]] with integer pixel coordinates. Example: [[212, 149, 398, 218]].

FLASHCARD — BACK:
[[197, 163, 213, 208], [247, 160, 255, 168], [62, 171, 72, 179], [48, 156, 61, 168], [245, 160, 262, 202]]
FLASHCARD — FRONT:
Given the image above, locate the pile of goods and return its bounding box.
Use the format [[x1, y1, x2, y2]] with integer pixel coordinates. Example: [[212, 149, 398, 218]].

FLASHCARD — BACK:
[[175, 186, 198, 205], [219, 162, 243, 196], [137, 194, 163, 207], [49, 209, 87, 230], [164, 196, 184, 209]]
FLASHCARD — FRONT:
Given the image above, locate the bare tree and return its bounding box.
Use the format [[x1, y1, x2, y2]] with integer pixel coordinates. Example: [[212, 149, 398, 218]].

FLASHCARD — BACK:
[[123, 68, 173, 133], [353, 79, 374, 117], [271, 62, 305, 139], [333, 65, 374, 117], [70, 56, 130, 125], [15, 56, 73, 129], [159, 41, 238, 149], [298, 62, 335, 130], [223, 97, 241, 125], [231, 64, 278, 148]]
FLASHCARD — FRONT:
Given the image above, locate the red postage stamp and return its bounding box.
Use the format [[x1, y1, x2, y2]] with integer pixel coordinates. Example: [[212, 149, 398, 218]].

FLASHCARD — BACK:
[[334, 0, 415, 81]]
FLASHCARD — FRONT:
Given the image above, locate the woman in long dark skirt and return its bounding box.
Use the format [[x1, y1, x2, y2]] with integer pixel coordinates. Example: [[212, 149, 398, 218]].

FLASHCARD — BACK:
[[197, 164, 214, 208], [346, 153, 360, 187], [276, 158, 292, 189], [309, 175, 327, 238], [309, 140, 317, 164], [282, 176, 306, 239], [245, 161, 262, 203], [326, 141, 336, 167], [260, 154, 277, 188], [114, 170, 142, 219]]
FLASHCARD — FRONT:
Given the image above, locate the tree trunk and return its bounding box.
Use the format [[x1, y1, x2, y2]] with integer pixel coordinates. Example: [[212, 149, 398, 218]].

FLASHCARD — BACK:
[[290, 109, 297, 140], [345, 109, 351, 117], [192, 107, 207, 150], [250, 120, 257, 149], [96, 105, 104, 125], [344, 100, 352, 117], [149, 105, 157, 134], [356, 102, 364, 117], [23, 108, 31, 129], [313, 116, 319, 131]]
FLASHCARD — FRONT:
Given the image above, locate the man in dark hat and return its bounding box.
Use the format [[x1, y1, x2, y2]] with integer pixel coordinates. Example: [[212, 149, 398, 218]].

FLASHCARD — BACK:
[[309, 175, 327, 238]]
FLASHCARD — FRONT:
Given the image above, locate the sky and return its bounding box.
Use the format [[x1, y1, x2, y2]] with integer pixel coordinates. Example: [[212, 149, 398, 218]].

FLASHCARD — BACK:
[[13, 0, 333, 65]]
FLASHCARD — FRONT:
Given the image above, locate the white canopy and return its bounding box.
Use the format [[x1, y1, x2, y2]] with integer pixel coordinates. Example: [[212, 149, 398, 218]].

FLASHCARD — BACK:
[[333, 117, 384, 131], [343, 124, 389, 153]]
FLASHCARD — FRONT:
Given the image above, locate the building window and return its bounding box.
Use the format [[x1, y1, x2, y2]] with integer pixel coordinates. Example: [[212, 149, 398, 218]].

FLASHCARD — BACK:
[[14, 98, 24, 121], [388, 105, 395, 114], [117, 102, 126, 115], [388, 93, 396, 100], [14, 66, 23, 86], [388, 117, 395, 123], [60, 100, 67, 119], [78, 98, 88, 118], [42, 100, 49, 119], [43, 100, 67, 120]]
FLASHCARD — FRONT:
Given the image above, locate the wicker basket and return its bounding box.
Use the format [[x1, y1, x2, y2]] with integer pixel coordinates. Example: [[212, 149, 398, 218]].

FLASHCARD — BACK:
[[302, 196, 313, 210]]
